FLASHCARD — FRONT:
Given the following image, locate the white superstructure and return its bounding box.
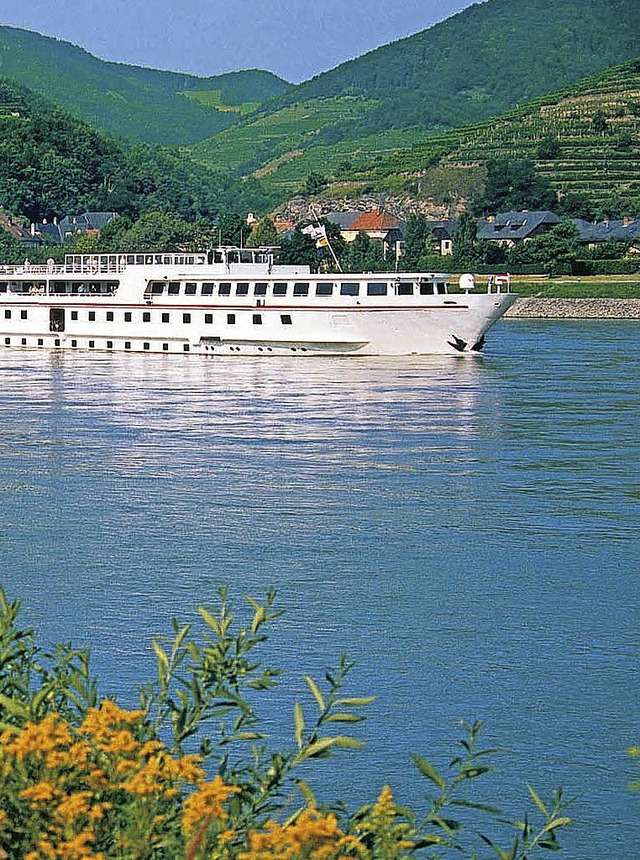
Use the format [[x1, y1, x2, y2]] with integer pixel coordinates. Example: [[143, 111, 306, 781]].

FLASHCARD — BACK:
[[0, 248, 516, 356]]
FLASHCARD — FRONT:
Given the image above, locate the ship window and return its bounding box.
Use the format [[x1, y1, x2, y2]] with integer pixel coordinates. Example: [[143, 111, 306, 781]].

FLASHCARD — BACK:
[[205, 313, 213, 324], [201, 282, 214, 295], [89, 340, 95, 348], [0, 282, 7, 293], [185, 282, 197, 295], [151, 282, 164, 295], [38, 338, 43, 346], [219, 282, 231, 296], [183, 344, 190, 352], [236, 282, 249, 296], [340, 282, 360, 296], [106, 311, 114, 321], [254, 282, 268, 296], [21, 310, 28, 319], [273, 282, 287, 296], [88, 311, 96, 321], [436, 283, 446, 294], [143, 312, 151, 322], [367, 283, 387, 296], [4, 337, 9, 344], [143, 342, 150, 350], [168, 282, 180, 295], [125, 341, 131, 349], [71, 340, 77, 347], [124, 312, 132, 322], [162, 343, 169, 351], [420, 283, 434, 295], [4, 310, 10, 319], [21, 338, 26, 345], [293, 282, 309, 296], [281, 314, 292, 325], [107, 340, 113, 349], [71, 311, 78, 321], [183, 313, 191, 323], [316, 283, 334, 296], [227, 314, 236, 325], [240, 250, 252, 263], [397, 283, 414, 296], [162, 312, 170, 323], [253, 314, 262, 325]]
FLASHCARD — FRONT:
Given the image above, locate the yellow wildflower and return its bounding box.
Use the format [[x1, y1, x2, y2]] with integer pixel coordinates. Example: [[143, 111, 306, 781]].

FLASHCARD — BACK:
[[19, 781, 59, 804], [182, 775, 241, 834], [54, 790, 93, 822]]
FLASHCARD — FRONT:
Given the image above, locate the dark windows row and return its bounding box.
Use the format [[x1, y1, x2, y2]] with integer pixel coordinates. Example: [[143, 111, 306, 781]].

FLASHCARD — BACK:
[[62, 310, 294, 325], [4, 310, 29, 319], [146, 280, 438, 297]]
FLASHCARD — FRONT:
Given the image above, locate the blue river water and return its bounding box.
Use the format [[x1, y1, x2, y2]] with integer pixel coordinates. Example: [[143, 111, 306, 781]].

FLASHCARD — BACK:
[[0, 319, 638, 859]]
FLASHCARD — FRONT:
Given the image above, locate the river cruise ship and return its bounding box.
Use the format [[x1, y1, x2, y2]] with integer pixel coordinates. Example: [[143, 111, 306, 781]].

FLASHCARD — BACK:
[[0, 248, 516, 356]]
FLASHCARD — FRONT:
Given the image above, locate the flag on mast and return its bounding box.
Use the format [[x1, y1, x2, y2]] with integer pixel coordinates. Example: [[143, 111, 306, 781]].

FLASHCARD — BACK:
[[301, 224, 328, 248]]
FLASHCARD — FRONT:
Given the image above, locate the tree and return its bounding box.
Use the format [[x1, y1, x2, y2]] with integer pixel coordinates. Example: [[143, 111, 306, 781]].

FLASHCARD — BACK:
[[401, 214, 430, 270], [507, 221, 581, 273], [452, 210, 482, 268], [303, 172, 329, 196], [246, 216, 280, 248], [473, 157, 558, 215]]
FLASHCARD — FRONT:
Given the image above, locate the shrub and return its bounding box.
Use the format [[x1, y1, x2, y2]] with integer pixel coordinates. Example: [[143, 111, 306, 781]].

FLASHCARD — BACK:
[[0, 588, 572, 859]]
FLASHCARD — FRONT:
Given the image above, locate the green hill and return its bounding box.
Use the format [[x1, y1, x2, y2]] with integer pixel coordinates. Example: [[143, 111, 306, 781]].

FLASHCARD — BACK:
[[0, 77, 270, 222], [0, 26, 289, 145], [355, 59, 640, 215], [189, 0, 640, 185]]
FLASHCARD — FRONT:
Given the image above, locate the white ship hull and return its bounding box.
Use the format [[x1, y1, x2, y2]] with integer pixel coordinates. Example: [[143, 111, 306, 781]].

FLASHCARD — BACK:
[[0, 250, 517, 356]]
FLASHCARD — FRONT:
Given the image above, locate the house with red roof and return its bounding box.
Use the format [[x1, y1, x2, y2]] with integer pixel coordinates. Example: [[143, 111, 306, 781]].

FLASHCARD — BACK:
[[325, 210, 404, 260]]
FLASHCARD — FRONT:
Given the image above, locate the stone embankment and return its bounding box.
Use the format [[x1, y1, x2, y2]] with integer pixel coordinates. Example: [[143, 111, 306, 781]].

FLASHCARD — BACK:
[[505, 297, 640, 319]]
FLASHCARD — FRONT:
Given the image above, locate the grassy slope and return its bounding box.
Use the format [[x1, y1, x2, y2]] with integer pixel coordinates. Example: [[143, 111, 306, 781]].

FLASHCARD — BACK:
[[0, 26, 290, 144]]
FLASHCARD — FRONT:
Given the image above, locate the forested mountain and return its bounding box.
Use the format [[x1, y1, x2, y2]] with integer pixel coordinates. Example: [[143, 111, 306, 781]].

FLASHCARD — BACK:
[[0, 78, 271, 223], [191, 0, 640, 178], [0, 26, 289, 145]]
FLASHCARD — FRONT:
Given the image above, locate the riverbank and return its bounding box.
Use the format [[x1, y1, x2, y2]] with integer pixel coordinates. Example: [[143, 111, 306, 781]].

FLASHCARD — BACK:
[[505, 297, 640, 318]]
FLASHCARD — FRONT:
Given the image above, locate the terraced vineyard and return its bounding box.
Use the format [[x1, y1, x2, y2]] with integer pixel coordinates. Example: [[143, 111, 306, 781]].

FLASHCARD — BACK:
[[369, 60, 640, 211]]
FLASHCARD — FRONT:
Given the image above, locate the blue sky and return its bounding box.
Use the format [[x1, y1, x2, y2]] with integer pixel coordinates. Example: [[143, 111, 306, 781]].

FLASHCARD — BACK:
[[0, 0, 477, 82]]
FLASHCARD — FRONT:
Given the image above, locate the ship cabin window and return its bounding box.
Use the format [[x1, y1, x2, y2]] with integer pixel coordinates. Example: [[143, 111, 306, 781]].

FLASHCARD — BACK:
[[212, 250, 224, 263], [162, 313, 170, 323], [436, 282, 447, 294], [219, 282, 231, 296], [143, 312, 151, 322], [185, 282, 197, 295], [71, 311, 78, 321], [340, 282, 360, 296], [236, 282, 249, 296], [168, 282, 180, 295], [397, 282, 414, 296], [273, 283, 287, 296], [106, 311, 114, 322], [88, 311, 96, 321], [367, 283, 388, 296], [204, 313, 213, 324], [253, 314, 262, 325], [293, 282, 309, 296], [0, 282, 7, 293], [419, 283, 434, 295], [107, 341, 113, 349], [150, 282, 164, 295], [4, 310, 10, 319], [21, 310, 27, 319], [240, 251, 253, 263], [254, 282, 268, 296], [183, 313, 191, 323], [281, 314, 292, 325], [124, 312, 132, 322], [227, 250, 239, 263], [125, 341, 131, 350], [201, 282, 214, 295], [227, 314, 236, 324], [316, 283, 334, 296]]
